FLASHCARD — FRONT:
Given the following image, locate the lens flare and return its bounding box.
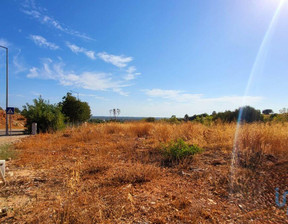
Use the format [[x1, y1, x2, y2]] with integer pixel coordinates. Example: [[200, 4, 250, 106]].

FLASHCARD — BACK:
[[230, 0, 285, 193]]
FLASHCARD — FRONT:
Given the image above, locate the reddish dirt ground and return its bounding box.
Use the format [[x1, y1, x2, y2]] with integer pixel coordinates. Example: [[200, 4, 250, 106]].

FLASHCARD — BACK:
[[0, 123, 288, 223]]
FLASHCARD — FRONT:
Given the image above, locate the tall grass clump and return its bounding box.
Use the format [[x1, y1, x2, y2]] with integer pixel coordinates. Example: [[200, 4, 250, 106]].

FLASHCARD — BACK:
[[129, 123, 152, 137], [161, 138, 203, 164], [0, 144, 16, 160]]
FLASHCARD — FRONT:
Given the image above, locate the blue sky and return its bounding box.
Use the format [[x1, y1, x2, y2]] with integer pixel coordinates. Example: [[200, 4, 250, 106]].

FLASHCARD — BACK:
[[0, 0, 288, 117]]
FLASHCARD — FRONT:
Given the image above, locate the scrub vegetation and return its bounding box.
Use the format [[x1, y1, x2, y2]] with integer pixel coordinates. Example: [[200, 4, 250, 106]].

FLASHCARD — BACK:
[[21, 93, 91, 133], [0, 144, 16, 161], [1, 121, 287, 223]]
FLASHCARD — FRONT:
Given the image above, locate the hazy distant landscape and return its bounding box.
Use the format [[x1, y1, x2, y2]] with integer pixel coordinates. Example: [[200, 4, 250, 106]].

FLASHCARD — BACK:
[[91, 116, 163, 121]]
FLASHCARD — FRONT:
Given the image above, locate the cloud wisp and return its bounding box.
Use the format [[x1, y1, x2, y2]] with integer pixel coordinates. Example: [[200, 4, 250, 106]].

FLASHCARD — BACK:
[[66, 43, 136, 76], [22, 0, 94, 41], [0, 38, 10, 47], [124, 66, 141, 81], [66, 42, 96, 60], [66, 42, 135, 69], [27, 58, 129, 95], [30, 35, 59, 50], [144, 88, 262, 104], [98, 52, 133, 68], [145, 89, 202, 102], [13, 50, 28, 74]]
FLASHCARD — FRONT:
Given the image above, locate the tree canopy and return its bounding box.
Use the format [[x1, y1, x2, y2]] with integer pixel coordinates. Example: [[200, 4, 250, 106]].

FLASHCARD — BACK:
[[60, 93, 91, 124], [262, 109, 273, 115], [236, 106, 262, 123]]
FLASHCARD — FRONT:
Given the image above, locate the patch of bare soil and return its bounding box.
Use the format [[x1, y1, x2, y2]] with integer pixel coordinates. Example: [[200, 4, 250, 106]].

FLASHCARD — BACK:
[[0, 136, 28, 146]]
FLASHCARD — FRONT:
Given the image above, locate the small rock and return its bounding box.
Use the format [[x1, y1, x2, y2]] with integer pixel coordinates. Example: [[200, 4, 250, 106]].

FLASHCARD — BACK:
[[211, 160, 225, 166], [1, 208, 7, 213], [0, 208, 7, 218], [208, 199, 217, 205]]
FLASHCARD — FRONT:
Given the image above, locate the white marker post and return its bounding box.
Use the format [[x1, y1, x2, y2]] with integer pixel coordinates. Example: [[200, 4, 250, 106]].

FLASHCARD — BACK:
[[32, 123, 37, 135], [0, 160, 5, 183]]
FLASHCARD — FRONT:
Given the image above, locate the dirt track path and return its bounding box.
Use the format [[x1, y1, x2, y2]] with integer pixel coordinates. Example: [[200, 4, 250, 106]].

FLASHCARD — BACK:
[[0, 134, 31, 221], [0, 134, 29, 147]]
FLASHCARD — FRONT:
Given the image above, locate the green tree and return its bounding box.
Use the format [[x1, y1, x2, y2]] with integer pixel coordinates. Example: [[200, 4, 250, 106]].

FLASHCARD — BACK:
[[236, 106, 262, 123], [60, 93, 91, 124], [21, 96, 65, 133], [14, 107, 21, 113], [184, 114, 189, 122], [262, 109, 273, 115]]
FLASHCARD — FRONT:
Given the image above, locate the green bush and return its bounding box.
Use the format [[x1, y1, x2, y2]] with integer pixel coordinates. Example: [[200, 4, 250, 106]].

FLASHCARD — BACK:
[[145, 117, 156, 122], [60, 93, 91, 124], [273, 113, 288, 122], [169, 115, 179, 123], [161, 138, 203, 163], [22, 96, 65, 133]]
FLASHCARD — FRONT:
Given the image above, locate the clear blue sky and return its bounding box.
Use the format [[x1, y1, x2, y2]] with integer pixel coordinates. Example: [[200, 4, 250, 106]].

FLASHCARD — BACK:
[[0, 0, 287, 117]]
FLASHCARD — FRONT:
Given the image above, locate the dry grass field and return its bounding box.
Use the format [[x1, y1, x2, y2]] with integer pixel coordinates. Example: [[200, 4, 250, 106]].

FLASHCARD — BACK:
[[1, 122, 288, 223]]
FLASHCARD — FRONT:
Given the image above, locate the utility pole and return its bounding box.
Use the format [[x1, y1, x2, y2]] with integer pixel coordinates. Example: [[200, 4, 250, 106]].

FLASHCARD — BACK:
[[0, 45, 8, 136]]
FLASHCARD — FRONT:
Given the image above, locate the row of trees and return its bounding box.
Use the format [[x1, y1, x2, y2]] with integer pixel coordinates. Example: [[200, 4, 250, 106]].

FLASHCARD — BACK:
[[21, 93, 91, 133], [182, 106, 288, 124], [182, 106, 262, 123]]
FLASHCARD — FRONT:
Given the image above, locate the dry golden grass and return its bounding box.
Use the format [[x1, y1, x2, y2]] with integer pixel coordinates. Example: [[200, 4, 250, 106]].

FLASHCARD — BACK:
[[1, 121, 288, 223]]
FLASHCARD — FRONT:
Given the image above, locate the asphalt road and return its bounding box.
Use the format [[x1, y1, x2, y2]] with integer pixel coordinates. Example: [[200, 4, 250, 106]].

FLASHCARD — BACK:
[[0, 129, 26, 136]]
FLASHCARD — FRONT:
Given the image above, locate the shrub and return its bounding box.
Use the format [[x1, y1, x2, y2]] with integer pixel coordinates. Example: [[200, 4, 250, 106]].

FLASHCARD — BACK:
[[14, 107, 21, 113], [145, 117, 156, 122], [161, 138, 203, 163], [22, 96, 65, 133], [168, 115, 180, 124], [273, 113, 288, 122]]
